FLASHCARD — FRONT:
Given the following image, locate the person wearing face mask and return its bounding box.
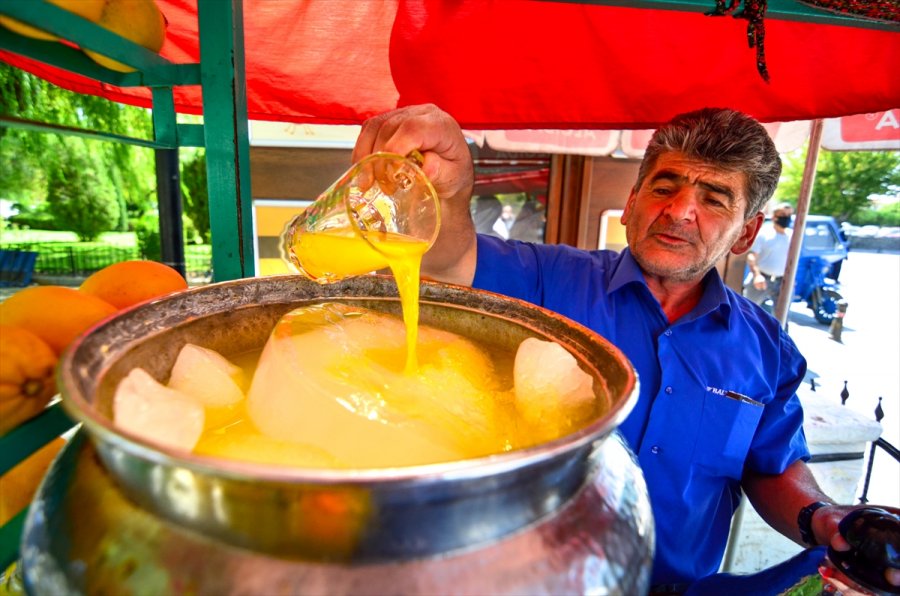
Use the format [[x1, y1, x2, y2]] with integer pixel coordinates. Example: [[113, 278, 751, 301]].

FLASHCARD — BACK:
[[744, 202, 794, 310]]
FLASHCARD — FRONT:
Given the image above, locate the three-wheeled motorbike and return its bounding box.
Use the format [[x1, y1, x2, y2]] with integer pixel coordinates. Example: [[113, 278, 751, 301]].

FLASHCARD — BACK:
[[793, 215, 850, 324], [748, 215, 850, 325]]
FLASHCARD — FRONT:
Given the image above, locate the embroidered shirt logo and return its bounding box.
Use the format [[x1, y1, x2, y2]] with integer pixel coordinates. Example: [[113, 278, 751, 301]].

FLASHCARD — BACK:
[[707, 386, 763, 406]]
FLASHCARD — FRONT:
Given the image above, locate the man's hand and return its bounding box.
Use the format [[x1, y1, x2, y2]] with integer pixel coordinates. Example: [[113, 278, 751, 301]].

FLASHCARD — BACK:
[[752, 272, 767, 290], [353, 104, 478, 285]]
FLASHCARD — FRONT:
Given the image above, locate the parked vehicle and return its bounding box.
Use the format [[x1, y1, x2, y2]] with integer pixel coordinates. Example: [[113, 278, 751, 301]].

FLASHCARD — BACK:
[[793, 215, 849, 324], [748, 215, 849, 324]]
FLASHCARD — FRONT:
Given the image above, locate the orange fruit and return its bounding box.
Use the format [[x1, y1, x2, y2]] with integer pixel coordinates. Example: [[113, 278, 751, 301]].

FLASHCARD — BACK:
[[0, 0, 105, 41], [0, 437, 66, 524], [0, 286, 117, 355], [0, 325, 58, 435], [83, 0, 167, 72], [79, 260, 187, 310]]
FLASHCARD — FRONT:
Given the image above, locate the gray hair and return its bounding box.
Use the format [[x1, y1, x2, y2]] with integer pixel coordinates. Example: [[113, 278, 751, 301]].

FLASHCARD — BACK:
[[634, 108, 782, 218]]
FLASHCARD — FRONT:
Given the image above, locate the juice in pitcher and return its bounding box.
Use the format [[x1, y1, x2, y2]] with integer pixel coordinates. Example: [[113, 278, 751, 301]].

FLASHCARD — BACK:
[[280, 151, 439, 372]]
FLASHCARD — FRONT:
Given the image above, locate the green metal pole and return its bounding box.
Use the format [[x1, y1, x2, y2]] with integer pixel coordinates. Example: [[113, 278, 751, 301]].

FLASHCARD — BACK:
[[151, 88, 186, 277], [197, 0, 254, 281]]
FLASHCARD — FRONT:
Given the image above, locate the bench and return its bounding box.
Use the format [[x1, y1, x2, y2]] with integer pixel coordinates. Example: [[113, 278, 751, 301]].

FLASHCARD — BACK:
[[0, 249, 38, 287]]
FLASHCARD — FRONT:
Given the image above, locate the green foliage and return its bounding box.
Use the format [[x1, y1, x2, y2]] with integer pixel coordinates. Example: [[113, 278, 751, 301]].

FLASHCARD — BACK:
[[851, 202, 900, 226], [45, 141, 120, 241], [133, 212, 162, 261], [6, 204, 59, 230], [180, 150, 210, 243], [0, 63, 156, 221], [777, 147, 900, 221]]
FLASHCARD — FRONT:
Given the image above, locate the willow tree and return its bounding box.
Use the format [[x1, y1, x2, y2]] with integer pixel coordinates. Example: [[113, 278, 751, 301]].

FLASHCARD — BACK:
[[0, 63, 155, 231]]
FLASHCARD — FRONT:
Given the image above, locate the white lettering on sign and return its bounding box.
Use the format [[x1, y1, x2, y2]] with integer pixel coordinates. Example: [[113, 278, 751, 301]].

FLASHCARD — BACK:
[[876, 110, 900, 131], [706, 386, 727, 396]]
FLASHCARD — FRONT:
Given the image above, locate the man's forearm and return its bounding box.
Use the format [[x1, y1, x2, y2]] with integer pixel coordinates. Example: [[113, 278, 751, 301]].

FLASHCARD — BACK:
[[742, 460, 835, 546], [746, 252, 762, 277]]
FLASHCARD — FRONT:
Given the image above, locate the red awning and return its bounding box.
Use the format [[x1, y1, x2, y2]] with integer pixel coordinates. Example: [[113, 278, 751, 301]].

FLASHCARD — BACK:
[[1, 0, 899, 128], [473, 168, 550, 196]]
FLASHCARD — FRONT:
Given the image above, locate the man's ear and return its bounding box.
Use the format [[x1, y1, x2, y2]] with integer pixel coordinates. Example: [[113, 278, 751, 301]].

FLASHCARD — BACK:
[[731, 211, 764, 254], [621, 190, 637, 225]]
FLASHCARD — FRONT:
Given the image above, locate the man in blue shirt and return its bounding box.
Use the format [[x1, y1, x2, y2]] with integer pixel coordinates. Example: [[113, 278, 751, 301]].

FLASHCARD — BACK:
[[352, 104, 899, 591]]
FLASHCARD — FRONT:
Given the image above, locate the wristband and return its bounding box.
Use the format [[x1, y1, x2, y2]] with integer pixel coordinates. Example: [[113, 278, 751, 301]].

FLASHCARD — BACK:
[[798, 501, 830, 546]]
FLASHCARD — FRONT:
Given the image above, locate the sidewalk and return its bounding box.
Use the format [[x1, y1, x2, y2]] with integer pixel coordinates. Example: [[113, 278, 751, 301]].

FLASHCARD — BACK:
[[784, 250, 899, 507]]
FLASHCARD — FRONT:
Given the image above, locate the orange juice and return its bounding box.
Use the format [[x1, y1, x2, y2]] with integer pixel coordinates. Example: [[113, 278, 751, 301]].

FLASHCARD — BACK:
[[291, 228, 430, 373]]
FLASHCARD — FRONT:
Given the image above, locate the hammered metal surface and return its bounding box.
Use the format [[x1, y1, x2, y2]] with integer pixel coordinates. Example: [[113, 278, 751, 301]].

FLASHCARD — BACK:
[[38, 275, 650, 591], [23, 432, 653, 595], [53, 275, 640, 562]]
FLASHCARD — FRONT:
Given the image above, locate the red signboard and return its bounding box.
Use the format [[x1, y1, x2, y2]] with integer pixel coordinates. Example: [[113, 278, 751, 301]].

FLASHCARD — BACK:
[[840, 111, 900, 143], [823, 111, 900, 151]]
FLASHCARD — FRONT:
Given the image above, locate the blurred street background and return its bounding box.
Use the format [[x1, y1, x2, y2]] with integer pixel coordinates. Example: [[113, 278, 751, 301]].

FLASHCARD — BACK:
[[786, 248, 899, 506]]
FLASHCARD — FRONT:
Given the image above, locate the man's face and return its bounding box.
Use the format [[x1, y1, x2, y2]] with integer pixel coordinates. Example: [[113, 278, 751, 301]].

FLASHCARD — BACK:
[[621, 151, 763, 283]]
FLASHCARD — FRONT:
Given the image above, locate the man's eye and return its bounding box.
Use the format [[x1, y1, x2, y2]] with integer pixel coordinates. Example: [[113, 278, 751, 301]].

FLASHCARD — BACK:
[[652, 187, 672, 196], [705, 197, 727, 208]]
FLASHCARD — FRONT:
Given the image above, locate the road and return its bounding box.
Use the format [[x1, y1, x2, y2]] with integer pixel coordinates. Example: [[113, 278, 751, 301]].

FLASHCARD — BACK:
[[785, 249, 899, 506]]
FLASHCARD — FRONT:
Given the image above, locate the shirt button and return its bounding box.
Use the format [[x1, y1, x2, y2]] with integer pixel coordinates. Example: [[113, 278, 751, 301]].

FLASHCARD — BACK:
[[665, 386, 673, 394], [664, 329, 672, 336], [651, 446, 660, 454]]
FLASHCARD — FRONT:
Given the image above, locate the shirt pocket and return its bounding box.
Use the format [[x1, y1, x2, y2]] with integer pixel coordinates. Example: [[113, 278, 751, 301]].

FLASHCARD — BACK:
[[691, 392, 764, 480]]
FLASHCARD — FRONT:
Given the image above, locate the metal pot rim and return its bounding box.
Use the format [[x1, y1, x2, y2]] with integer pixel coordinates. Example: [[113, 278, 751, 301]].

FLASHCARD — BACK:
[[58, 275, 639, 487]]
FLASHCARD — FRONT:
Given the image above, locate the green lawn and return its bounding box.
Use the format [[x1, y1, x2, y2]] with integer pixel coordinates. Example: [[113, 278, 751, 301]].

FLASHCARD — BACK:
[[0, 229, 212, 278], [0, 229, 211, 255], [1, 229, 143, 246]]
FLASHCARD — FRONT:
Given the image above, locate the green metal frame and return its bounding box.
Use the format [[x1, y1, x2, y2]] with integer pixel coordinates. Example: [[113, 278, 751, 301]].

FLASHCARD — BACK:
[[197, 0, 255, 281], [0, 0, 254, 279], [0, 0, 253, 568], [0, 403, 75, 569]]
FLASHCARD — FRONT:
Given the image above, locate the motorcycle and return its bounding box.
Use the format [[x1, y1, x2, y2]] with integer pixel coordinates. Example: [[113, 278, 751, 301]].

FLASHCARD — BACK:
[[793, 253, 845, 325], [752, 215, 850, 325]]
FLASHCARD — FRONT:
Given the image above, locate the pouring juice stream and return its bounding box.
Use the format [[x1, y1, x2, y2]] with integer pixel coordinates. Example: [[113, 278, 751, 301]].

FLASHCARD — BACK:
[[291, 228, 430, 373], [282, 151, 440, 374]]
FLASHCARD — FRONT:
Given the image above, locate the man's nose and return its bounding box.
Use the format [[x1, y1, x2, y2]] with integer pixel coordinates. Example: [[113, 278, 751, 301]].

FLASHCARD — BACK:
[[662, 188, 698, 221]]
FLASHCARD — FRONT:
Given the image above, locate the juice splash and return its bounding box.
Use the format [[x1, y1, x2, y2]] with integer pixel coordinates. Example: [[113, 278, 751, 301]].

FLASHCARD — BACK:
[[291, 228, 429, 373]]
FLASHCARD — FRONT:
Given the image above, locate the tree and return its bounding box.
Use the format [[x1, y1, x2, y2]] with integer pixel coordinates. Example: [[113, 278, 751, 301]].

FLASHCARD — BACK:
[[776, 146, 900, 222], [46, 141, 120, 241], [181, 150, 210, 243], [0, 63, 156, 225]]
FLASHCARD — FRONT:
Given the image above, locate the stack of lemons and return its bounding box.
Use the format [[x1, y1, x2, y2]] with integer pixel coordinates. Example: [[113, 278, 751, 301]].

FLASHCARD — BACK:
[[0, 260, 187, 529], [0, 0, 167, 72]]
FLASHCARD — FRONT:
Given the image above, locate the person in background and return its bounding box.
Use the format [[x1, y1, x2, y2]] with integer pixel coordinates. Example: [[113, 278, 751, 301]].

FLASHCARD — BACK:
[[470, 194, 508, 239], [500, 203, 516, 234], [744, 201, 794, 310], [352, 104, 900, 593], [508, 199, 546, 243]]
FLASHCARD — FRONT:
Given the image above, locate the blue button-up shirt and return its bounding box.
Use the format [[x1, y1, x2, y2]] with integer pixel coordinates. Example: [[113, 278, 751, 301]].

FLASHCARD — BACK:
[[473, 235, 809, 584]]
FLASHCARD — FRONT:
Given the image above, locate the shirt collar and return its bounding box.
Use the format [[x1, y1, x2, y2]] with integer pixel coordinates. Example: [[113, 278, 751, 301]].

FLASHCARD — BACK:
[[690, 268, 733, 328], [609, 248, 733, 328], [608, 248, 647, 293]]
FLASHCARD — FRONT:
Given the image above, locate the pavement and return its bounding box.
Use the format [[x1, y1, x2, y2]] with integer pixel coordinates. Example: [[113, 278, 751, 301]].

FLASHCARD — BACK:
[[783, 249, 899, 507]]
